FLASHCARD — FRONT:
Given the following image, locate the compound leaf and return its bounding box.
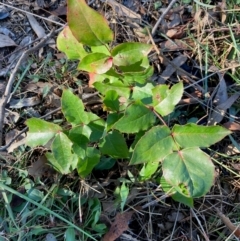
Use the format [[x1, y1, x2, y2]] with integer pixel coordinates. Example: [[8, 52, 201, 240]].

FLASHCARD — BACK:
[[172, 124, 231, 148], [26, 118, 62, 147], [130, 126, 175, 165], [162, 147, 214, 198]]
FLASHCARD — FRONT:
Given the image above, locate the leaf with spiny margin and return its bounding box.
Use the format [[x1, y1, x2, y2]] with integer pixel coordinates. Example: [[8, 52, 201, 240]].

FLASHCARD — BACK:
[[172, 123, 231, 148], [46, 132, 76, 174], [111, 42, 153, 66], [99, 130, 129, 158], [68, 0, 113, 46], [114, 102, 156, 134], [26, 118, 62, 147], [78, 53, 113, 74], [162, 147, 214, 198], [152, 82, 183, 116], [61, 89, 89, 126], [130, 126, 176, 165], [57, 26, 87, 60]]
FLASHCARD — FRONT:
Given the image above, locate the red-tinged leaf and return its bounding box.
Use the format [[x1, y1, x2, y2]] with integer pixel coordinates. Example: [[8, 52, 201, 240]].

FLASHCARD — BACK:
[[68, 0, 113, 46], [78, 53, 113, 74], [57, 26, 87, 60]]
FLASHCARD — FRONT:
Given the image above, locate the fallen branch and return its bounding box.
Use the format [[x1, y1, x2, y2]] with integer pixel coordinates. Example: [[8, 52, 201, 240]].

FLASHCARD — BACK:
[[0, 29, 55, 146]]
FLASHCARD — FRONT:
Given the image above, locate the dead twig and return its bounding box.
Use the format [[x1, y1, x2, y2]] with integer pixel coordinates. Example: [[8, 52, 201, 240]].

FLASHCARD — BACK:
[[151, 0, 179, 36], [0, 29, 55, 146]]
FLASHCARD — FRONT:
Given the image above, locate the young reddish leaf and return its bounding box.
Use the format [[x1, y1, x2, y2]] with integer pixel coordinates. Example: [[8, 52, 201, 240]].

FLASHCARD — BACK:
[[111, 42, 153, 66], [162, 147, 214, 198], [99, 130, 129, 158], [152, 82, 183, 116], [26, 118, 62, 147], [78, 53, 113, 74], [130, 126, 175, 165], [57, 26, 87, 60], [172, 124, 231, 148], [68, 0, 113, 46], [114, 103, 156, 134], [61, 89, 89, 125]]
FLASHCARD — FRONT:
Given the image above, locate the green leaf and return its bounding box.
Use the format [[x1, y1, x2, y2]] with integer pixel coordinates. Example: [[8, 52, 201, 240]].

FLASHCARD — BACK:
[[26, 118, 62, 147], [65, 227, 75, 241], [99, 130, 129, 158], [130, 126, 176, 165], [114, 103, 156, 133], [68, 0, 113, 46], [106, 113, 123, 131], [94, 80, 130, 98], [162, 147, 214, 198], [91, 45, 110, 55], [61, 89, 89, 125], [57, 26, 87, 60], [111, 42, 153, 66], [132, 83, 154, 105], [68, 126, 91, 159], [114, 182, 129, 212], [77, 147, 100, 177], [103, 90, 120, 111], [139, 162, 159, 180], [152, 82, 183, 116], [122, 66, 154, 85], [86, 113, 105, 142], [78, 53, 113, 74], [94, 157, 116, 170], [160, 177, 193, 207], [46, 132, 74, 174], [172, 124, 231, 148]]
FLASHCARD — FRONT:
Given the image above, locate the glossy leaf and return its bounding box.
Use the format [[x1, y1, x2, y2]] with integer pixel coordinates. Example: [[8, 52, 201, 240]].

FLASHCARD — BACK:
[[94, 80, 130, 98], [152, 82, 183, 116], [68, 0, 113, 46], [77, 147, 100, 177], [131, 83, 154, 105], [172, 124, 231, 148], [130, 126, 175, 165], [111, 42, 153, 66], [78, 53, 113, 74], [91, 45, 110, 55], [94, 157, 116, 170], [26, 118, 62, 147], [46, 132, 75, 174], [103, 90, 120, 111], [114, 103, 156, 133], [57, 26, 87, 60], [139, 162, 159, 180], [162, 147, 214, 197], [99, 130, 129, 158], [61, 89, 89, 125]]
